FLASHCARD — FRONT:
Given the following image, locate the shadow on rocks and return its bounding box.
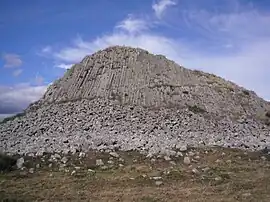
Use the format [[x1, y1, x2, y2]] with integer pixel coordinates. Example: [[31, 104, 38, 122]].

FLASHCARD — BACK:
[[0, 153, 17, 172]]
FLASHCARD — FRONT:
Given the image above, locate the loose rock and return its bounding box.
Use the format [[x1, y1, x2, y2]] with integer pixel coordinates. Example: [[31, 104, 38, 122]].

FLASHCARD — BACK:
[[29, 168, 34, 174], [109, 152, 119, 158], [155, 181, 163, 186], [179, 145, 188, 152], [164, 156, 171, 161], [71, 170, 76, 176], [184, 157, 191, 165], [61, 157, 68, 164], [16, 157, 24, 169], [96, 159, 104, 166]]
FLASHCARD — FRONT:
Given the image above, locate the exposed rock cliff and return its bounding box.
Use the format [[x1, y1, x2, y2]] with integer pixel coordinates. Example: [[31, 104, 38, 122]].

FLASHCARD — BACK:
[[1, 46, 270, 156]]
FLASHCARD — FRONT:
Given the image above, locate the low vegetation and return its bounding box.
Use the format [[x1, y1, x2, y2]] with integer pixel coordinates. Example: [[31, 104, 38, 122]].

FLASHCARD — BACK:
[[188, 105, 206, 114], [0, 153, 17, 172], [0, 113, 25, 124], [1, 148, 270, 201]]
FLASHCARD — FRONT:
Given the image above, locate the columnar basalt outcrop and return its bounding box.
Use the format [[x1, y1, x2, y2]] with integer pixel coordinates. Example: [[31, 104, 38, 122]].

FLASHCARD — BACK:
[[1, 46, 270, 156]]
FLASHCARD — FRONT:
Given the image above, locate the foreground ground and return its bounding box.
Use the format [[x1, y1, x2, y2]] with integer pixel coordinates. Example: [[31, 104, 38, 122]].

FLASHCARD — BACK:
[[1, 147, 270, 202]]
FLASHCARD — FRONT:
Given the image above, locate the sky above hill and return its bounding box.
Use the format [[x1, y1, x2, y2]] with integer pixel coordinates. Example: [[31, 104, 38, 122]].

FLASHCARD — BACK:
[[0, 0, 270, 116]]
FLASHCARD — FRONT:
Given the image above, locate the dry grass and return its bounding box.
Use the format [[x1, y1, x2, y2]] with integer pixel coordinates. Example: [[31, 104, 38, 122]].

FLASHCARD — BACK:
[[1, 148, 270, 202]]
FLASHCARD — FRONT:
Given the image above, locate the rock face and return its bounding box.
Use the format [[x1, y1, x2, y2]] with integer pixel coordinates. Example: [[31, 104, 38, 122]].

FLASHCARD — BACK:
[[0, 46, 270, 156]]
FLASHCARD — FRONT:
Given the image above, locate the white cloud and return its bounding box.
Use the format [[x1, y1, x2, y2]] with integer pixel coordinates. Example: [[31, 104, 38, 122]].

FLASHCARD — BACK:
[[0, 84, 48, 114], [55, 63, 73, 69], [152, 0, 177, 19], [42, 46, 52, 53], [2, 53, 22, 68], [54, 38, 92, 63], [48, 2, 270, 101], [116, 15, 149, 34], [12, 69, 23, 77]]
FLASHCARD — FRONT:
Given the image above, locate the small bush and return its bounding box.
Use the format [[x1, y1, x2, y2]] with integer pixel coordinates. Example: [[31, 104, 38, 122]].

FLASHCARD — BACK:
[[188, 105, 206, 114], [266, 111, 270, 118], [242, 90, 250, 96], [0, 112, 25, 124], [0, 153, 17, 172]]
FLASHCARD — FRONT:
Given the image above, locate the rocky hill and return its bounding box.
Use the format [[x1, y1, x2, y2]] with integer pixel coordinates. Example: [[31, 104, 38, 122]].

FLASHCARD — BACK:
[[0, 46, 270, 156]]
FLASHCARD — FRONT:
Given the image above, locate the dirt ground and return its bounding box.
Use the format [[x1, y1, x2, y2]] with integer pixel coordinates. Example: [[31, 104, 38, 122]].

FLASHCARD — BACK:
[[1, 147, 270, 202]]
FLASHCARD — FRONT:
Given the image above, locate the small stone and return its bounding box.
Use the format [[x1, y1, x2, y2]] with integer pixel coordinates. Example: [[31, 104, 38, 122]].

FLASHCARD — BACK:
[[119, 164, 124, 167], [48, 163, 53, 168], [194, 156, 200, 160], [226, 160, 232, 164], [109, 152, 119, 158], [179, 145, 188, 152], [163, 170, 171, 175], [215, 159, 222, 163], [215, 176, 223, 181], [71, 148, 77, 155], [61, 156, 68, 164], [192, 168, 199, 174], [49, 173, 53, 177], [188, 151, 195, 157], [88, 169, 95, 173], [146, 153, 153, 158], [36, 151, 44, 157], [221, 152, 226, 156], [150, 158, 156, 163], [101, 165, 108, 170], [71, 170, 76, 176], [36, 164, 40, 169], [155, 181, 163, 186], [107, 160, 114, 164], [202, 167, 210, 172], [170, 161, 176, 165], [176, 151, 183, 157], [96, 159, 104, 166], [133, 159, 138, 163], [74, 166, 81, 170], [164, 156, 171, 161], [79, 152, 86, 158], [16, 157, 24, 169], [119, 158, 125, 162], [184, 157, 191, 165], [27, 153, 35, 157], [261, 156, 267, 161], [152, 176, 162, 180], [129, 177, 135, 180], [62, 149, 70, 155], [54, 154, 61, 159], [142, 174, 147, 178], [29, 168, 34, 174]]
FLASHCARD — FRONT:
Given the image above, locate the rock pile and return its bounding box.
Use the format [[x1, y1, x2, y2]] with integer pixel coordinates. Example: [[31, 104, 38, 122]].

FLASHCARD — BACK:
[[0, 46, 270, 156]]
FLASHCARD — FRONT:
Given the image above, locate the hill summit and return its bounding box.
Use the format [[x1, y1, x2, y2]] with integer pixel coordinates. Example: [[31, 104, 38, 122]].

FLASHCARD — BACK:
[[1, 46, 270, 156]]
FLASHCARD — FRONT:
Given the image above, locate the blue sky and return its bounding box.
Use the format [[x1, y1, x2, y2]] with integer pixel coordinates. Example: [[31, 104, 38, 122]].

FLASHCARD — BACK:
[[1, 0, 270, 116]]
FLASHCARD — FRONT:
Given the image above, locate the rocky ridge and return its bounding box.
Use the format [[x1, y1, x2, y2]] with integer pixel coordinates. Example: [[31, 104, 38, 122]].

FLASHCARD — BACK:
[[0, 46, 270, 157]]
